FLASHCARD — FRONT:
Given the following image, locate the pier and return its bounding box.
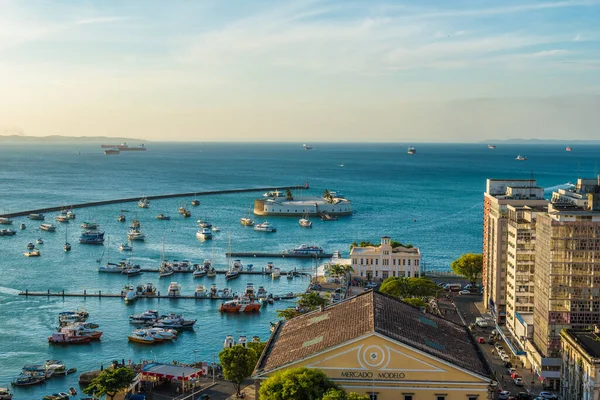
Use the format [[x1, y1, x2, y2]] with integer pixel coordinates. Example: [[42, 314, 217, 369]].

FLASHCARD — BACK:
[[137, 268, 313, 275], [19, 289, 300, 301], [226, 252, 333, 258], [0, 184, 308, 218]]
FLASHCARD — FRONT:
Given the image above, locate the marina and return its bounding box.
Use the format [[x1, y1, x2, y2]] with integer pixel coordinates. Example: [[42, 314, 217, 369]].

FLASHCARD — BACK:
[[20, 289, 299, 300]]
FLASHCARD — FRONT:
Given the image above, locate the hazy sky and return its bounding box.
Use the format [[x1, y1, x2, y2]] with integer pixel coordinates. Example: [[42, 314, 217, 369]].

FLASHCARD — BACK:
[[0, 0, 599, 142]]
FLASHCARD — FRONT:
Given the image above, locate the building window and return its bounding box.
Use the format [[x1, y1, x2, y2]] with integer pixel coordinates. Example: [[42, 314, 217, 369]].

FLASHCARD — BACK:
[[408, 259, 411, 266], [393, 259, 396, 265], [369, 395, 377, 400], [375, 271, 379, 277], [436, 396, 446, 400], [403, 395, 413, 400], [407, 271, 411, 277], [375, 259, 378, 265], [467, 397, 478, 400], [393, 271, 396, 277]]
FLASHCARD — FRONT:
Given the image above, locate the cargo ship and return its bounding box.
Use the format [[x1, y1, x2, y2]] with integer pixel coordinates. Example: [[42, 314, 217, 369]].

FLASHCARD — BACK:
[[101, 142, 146, 151]]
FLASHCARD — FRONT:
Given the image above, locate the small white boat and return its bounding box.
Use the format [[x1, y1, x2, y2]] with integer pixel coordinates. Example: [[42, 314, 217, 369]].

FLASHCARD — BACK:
[[36, 238, 44, 244], [19, 223, 26, 230], [138, 197, 150, 208], [407, 146, 416, 155], [127, 230, 146, 241], [191, 199, 200, 206], [196, 228, 212, 240], [488, 144, 496, 149], [299, 218, 312, 228], [516, 155, 527, 161], [145, 327, 177, 340], [271, 267, 281, 279], [212, 226, 220, 232], [0, 217, 13, 225], [123, 286, 137, 303], [207, 268, 216, 278], [159, 265, 174, 278], [167, 282, 181, 297], [287, 272, 294, 280], [81, 222, 98, 230], [566, 146, 572, 152], [27, 242, 35, 250], [64, 242, 71, 252], [120, 243, 133, 251], [303, 144, 313, 150], [55, 215, 69, 223], [40, 223, 56, 232], [0, 387, 12, 399], [27, 213, 45, 220], [24, 249, 40, 257], [193, 268, 207, 278], [195, 285, 206, 295], [66, 210, 76, 220], [240, 217, 255, 226], [254, 221, 277, 232]]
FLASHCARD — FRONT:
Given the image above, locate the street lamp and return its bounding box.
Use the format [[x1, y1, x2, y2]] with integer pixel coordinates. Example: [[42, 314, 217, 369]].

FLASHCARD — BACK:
[[193, 349, 202, 365]]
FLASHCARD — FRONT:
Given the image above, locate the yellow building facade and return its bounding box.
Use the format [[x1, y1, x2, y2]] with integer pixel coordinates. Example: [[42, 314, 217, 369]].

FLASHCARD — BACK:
[[254, 291, 495, 400]]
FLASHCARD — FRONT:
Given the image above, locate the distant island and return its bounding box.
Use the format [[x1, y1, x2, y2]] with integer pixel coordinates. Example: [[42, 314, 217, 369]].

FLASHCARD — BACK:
[[482, 139, 600, 145], [0, 134, 148, 143]]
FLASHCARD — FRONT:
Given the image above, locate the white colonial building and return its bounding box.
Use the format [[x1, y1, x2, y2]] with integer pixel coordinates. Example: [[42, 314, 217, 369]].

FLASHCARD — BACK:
[[350, 236, 421, 281]]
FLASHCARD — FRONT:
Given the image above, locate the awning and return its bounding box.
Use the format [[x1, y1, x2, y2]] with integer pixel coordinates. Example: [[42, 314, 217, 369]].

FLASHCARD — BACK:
[[141, 363, 203, 381]]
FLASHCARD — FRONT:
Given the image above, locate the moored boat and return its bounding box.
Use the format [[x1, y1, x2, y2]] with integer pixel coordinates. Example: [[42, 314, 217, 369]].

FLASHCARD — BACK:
[[0, 229, 16, 236], [40, 223, 56, 232], [407, 146, 416, 155], [284, 244, 325, 255], [195, 284, 206, 295], [80, 221, 98, 230], [156, 214, 171, 220], [24, 249, 40, 257], [80, 230, 104, 244], [219, 297, 261, 313], [196, 227, 212, 240], [128, 330, 156, 344], [48, 331, 91, 344], [167, 282, 181, 297], [516, 154, 527, 161], [11, 374, 45, 386], [19, 223, 26, 230], [254, 221, 276, 232], [138, 197, 150, 208], [271, 267, 281, 279], [120, 243, 133, 251], [0, 387, 12, 399], [55, 215, 69, 223], [240, 217, 255, 226], [191, 199, 200, 206], [299, 218, 312, 228], [207, 268, 216, 278], [27, 213, 45, 220], [0, 217, 13, 225]]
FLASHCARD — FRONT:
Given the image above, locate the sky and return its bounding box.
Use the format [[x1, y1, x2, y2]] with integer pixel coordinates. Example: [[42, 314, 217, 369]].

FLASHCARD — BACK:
[[0, 0, 599, 142]]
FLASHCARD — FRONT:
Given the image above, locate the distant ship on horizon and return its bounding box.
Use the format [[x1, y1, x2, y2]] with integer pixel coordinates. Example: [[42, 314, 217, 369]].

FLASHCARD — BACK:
[[101, 142, 146, 151], [488, 144, 496, 149], [407, 146, 416, 155], [303, 144, 313, 150]]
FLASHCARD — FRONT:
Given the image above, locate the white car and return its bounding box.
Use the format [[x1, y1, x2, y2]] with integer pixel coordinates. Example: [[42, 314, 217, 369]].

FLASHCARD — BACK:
[[537, 392, 557, 399], [514, 377, 524, 386], [498, 391, 511, 400], [501, 355, 510, 363], [458, 289, 471, 295]]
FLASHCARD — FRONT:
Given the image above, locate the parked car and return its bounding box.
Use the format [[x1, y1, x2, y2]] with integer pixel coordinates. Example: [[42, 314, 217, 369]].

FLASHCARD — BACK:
[[507, 367, 517, 375], [443, 283, 462, 291], [477, 337, 485, 344], [488, 338, 495, 345], [458, 289, 471, 295], [514, 377, 524, 386], [511, 372, 521, 379], [498, 391, 511, 400], [515, 392, 532, 400], [537, 392, 557, 399], [501, 354, 511, 363], [475, 317, 488, 327], [365, 282, 378, 289]]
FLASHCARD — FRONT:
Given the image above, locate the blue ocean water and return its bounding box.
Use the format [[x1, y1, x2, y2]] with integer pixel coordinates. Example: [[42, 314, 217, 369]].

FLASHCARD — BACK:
[[0, 142, 598, 397]]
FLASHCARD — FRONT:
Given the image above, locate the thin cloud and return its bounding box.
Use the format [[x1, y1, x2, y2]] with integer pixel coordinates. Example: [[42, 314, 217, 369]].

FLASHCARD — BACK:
[[74, 16, 130, 25]]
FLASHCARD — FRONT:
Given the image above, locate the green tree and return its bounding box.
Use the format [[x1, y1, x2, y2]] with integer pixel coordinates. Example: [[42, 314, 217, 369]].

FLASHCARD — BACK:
[[83, 367, 135, 400], [327, 264, 354, 279], [346, 393, 371, 400], [286, 189, 294, 201], [276, 308, 301, 320], [407, 277, 439, 297], [322, 389, 371, 400], [247, 341, 267, 358], [451, 253, 483, 285], [219, 345, 258, 396], [379, 277, 411, 298], [259, 367, 340, 400], [379, 277, 438, 299], [402, 298, 426, 308]]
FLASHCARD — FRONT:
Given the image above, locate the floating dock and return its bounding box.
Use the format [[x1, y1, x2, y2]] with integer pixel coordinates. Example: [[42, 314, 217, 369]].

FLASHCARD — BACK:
[[226, 252, 332, 258], [137, 268, 312, 275], [0, 184, 308, 218], [19, 289, 299, 301]]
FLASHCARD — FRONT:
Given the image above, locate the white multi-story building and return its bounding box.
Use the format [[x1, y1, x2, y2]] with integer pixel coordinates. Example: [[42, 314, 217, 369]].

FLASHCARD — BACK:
[[350, 236, 420, 281]]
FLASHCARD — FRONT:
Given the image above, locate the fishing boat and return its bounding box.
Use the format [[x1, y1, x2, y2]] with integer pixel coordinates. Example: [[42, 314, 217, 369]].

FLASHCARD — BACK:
[[0, 229, 16, 236], [219, 297, 261, 313], [240, 217, 255, 226], [40, 223, 56, 232], [407, 146, 416, 155], [48, 331, 91, 344], [566, 146, 572, 152], [516, 154, 527, 161], [0, 217, 13, 225], [27, 242, 35, 250], [191, 198, 200, 206], [27, 213, 45, 220], [129, 310, 158, 324], [271, 267, 281, 279], [167, 282, 181, 297], [58, 325, 102, 341], [303, 144, 313, 150], [80, 221, 98, 230], [156, 214, 171, 220], [19, 223, 26, 230], [254, 221, 277, 232], [488, 144, 496, 149], [11, 374, 45, 386], [24, 249, 40, 257], [196, 227, 212, 240], [120, 243, 133, 251], [0, 387, 12, 399], [36, 238, 44, 244], [128, 330, 156, 344], [55, 215, 69, 223], [138, 197, 150, 208], [207, 268, 216, 278], [80, 230, 104, 244]]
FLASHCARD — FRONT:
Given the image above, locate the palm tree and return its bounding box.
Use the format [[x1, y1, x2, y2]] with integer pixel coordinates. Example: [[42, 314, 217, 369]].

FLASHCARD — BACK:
[[327, 264, 354, 280]]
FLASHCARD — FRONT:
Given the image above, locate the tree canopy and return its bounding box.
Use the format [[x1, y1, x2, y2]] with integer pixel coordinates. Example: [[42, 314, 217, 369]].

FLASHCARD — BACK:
[[83, 367, 135, 400], [277, 292, 328, 320], [350, 240, 412, 250], [259, 367, 369, 400], [450, 253, 483, 285], [379, 277, 438, 299], [327, 263, 354, 278], [219, 345, 258, 395]]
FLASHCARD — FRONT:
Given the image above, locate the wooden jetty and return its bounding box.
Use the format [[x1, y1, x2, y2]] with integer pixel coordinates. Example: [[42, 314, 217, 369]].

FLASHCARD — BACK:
[[138, 268, 312, 275], [226, 252, 333, 259], [0, 184, 307, 218], [19, 289, 299, 301]]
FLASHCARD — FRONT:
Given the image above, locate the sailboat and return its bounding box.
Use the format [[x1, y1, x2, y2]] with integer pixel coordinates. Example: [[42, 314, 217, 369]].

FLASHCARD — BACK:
[[121, 241, 141, 276], [64, 225, 71, 252], [158, 237, 173, 278], [98, 237, 122, 273], [225, 234, 240, 280], [299, 209, 312, 228]]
